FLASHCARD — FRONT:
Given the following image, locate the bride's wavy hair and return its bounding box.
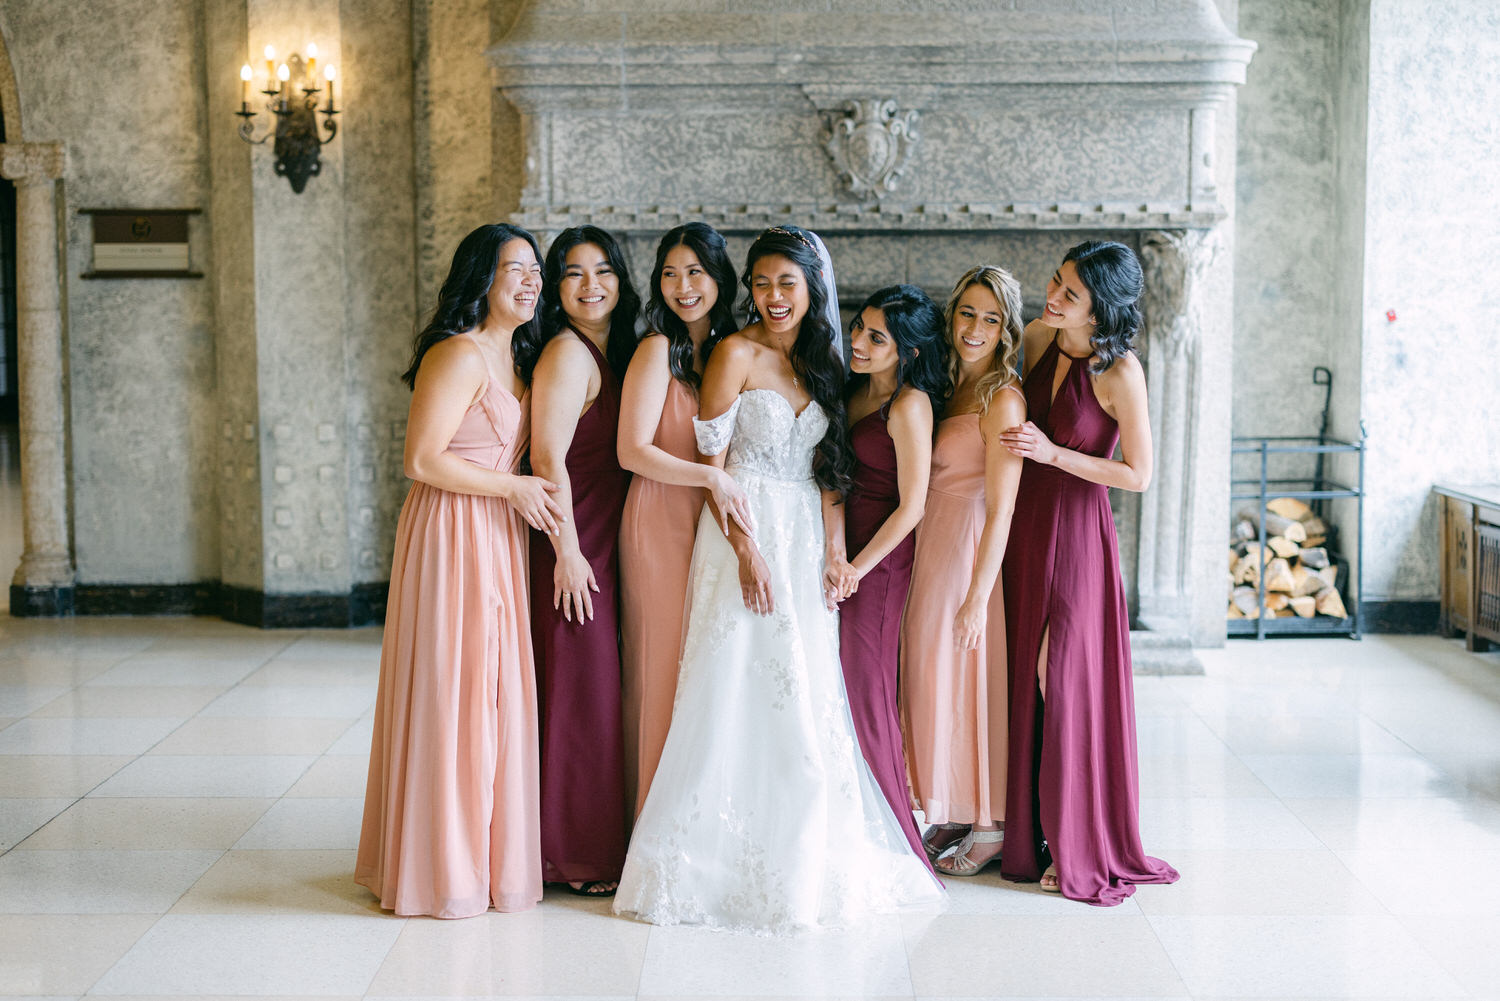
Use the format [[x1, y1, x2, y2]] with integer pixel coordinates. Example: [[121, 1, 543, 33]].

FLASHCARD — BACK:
[[740, 225, 852, 496], [1062, 240, 1144, 374], [846, 284, 953, 423], [943, 264, 1024, 415]]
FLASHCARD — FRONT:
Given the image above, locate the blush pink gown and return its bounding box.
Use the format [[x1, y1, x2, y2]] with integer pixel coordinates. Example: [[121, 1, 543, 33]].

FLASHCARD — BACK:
[[356, 336, 541, 918], [620, 374, 704, 817], [900, 402, 1016, 828]]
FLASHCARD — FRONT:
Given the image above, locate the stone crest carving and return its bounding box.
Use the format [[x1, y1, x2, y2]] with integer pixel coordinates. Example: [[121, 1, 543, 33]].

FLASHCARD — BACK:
[[823, 99, 919, 201]]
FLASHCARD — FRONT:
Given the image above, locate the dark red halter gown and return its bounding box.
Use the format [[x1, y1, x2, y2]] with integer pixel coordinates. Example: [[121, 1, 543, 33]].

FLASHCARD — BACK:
[[837, 407, 933, 871], [531, 334, 631, 884], [1000, 333, 1178, 905]]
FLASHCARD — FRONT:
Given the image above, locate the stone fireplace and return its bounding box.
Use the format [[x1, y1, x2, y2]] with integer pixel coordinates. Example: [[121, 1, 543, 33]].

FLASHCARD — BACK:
[[489, 1, 1255, 668]]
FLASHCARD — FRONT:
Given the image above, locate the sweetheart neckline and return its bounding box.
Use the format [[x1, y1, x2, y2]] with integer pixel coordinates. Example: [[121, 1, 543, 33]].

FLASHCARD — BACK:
[[743, 387, 820, 421]]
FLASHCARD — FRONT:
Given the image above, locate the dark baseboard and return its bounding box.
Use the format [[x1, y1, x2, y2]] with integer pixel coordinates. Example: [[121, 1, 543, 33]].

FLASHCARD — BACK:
[[1361, 600, 1440, 634], [10, 584, 75, 617], [12, 580, 388, 628]]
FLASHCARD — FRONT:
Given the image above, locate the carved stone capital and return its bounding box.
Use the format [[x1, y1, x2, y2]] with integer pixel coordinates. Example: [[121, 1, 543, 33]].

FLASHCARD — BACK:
[[0, 142, 67, 184], [1140, 228, 1220, 359]]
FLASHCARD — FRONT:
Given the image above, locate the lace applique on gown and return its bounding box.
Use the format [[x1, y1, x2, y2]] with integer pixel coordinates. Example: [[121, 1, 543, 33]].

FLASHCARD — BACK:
[[613, 389, 943, 934]]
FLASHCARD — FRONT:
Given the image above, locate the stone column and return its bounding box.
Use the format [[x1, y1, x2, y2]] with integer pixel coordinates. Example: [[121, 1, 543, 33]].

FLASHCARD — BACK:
[[0, 142, 73, 615], [1137, 228, 1221, 633]]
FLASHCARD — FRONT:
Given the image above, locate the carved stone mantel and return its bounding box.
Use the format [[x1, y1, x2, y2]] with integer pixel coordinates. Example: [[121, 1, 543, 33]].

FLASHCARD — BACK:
[[0, 141, 74, 606], [488, 2, 1253, 664]]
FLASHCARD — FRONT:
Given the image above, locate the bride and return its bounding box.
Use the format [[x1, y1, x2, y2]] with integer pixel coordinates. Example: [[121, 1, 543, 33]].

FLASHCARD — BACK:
[[613, 226, 943, 933]]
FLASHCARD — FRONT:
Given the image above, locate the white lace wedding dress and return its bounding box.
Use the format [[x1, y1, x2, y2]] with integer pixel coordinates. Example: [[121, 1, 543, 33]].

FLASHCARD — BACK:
[[613, 389, 943, 933]]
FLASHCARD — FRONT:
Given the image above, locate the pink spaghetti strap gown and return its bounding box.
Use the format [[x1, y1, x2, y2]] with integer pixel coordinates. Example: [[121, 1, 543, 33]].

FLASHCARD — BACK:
[[839, 408, 931, 869], [1000, 334, 1178, 905], [900, 404, 1014, 830], [356, 336, 541, 918], [531, 334, 631, 884], [620, 375, 704, 817]]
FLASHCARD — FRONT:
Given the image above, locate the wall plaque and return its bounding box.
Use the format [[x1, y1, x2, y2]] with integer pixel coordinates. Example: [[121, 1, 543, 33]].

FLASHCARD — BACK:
[[80, 208, 202, 279]]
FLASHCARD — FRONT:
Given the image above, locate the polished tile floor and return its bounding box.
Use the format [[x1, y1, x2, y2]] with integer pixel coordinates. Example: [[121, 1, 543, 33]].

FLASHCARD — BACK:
[[1, 612, 1498, 999]]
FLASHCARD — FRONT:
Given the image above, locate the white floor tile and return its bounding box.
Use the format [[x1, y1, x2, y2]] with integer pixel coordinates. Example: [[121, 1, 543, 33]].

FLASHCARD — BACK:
[[0, 797, 73, 850], [0, 914, 157, 995], [149, 716, 350, 756], [1131, 849, 1386, 916], [903, 913, 1186, 997], [241, 657, 380, 687], [284, 753, 370, 798], [0, 717, 183, 755], [1336, 848, 1500, 916], [200, 684, 375, 720], [369, 902, 648, 996], [0, 849, 221, 913], [636, 915, 910, 997], [1200, 714, 1413, 756], [326, 714, 375, 755], [90, 914, 403, 995], [1281, 796, 1500, 851], [1147, 913, 1467, 997], [88, 754, 316, 798], [87, 656, 264, 688], [17, 796, 273, 850], [1136, 752, 1274, 799], [1138, 797, 1325, 851], [0, 753, 132, 796], [0, 682, 70, 716], [171, 849, 378, 916], [1237, 752, 1468, 799], [1399, 913, 1500, 998], [233, 797, 363, 849], [30, 684, 221, 719]]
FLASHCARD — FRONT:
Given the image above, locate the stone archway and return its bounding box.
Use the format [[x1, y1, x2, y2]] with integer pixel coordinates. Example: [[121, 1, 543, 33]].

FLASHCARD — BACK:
[[0, 25, 74, 615]]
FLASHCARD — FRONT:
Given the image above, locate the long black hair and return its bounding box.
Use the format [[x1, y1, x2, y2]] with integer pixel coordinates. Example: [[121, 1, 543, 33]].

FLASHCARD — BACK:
[[644, 223, 738, 391], [516, 225, 641, 383], [400, 223, 541, 389], [740, 225, 852, 496], [1062, 240, 1144, 374], [845, 284, 953, 423]]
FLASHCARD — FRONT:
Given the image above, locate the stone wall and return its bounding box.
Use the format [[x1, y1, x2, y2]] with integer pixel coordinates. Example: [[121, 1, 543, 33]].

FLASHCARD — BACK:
[[2, 0, 220, 586]]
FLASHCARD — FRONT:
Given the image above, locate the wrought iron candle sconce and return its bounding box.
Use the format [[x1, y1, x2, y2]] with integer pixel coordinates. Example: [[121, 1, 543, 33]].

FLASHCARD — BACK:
[[236, 46, 338, 193]]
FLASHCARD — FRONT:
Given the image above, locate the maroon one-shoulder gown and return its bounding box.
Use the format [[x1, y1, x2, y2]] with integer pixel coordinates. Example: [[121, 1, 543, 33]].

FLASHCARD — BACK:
[[531, 334, 631, 884], [1000, 334, 1178, 905], [838, 408, 931, 870]]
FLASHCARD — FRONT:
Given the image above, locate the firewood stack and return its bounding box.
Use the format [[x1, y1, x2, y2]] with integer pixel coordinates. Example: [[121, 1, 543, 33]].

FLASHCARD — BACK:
[[1227, 497, 1348, 620]]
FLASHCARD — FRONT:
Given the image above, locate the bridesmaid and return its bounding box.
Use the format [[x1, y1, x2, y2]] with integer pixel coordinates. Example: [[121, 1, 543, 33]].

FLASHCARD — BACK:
[[520, 224, 640, 896], [900, 265, 1027, 878], [618, 222, 752, 817], [825, 284, 951, 869], [356, 224, 563, 917], [998, 240, 1178, 903]]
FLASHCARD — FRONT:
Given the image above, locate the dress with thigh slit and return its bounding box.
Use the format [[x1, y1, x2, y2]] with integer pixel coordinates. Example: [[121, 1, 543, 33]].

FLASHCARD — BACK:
[[531, 333, 631, 884], [999, 333, 1178, 906]]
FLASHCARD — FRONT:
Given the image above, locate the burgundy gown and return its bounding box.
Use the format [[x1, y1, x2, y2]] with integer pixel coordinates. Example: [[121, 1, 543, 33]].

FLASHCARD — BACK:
[[838, 407, 932, 871], [531, 334, 631, 884], [1000, 334, 1178, 906]]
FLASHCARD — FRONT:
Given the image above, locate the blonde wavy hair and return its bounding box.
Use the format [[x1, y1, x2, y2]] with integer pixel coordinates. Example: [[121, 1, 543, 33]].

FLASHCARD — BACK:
[[943, 264, 1024, 415]]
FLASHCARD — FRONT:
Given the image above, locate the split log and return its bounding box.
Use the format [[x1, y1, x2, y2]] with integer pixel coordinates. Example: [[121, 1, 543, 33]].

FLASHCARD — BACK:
[[1232, 555, 1259, 586], [1276, 608, 1297, 617], [1263, 557, 1296, 594], [1264, 592, 1290, 611], [1300, 514, 1328, 537], [1267, 496, 1313, 521], [1232, 518, 1257, 543], [1231, 586, 1262, 616], [1229, 547, 1240, 572], [1315, 586, 1348, 619], [1291, 566, 1324, 597], [1300, 546, 1330, 570], [1266, 513, 1307, 543], [1315, 565, 1338, 589], [1227, 602, 1245, 619], [1290, 595, 1317, 617], [1267, 535, 1301, 559]]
